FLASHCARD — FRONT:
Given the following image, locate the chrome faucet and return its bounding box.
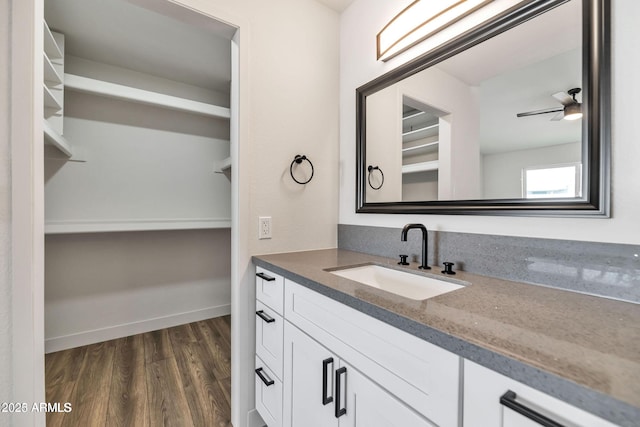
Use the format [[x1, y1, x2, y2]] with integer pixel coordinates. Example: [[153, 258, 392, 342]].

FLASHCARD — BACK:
[[401, 223, 430, 270]]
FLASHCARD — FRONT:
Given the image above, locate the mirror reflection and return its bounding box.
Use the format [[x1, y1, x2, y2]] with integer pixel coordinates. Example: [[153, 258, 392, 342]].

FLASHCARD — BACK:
[[365, 0, 582, 203]]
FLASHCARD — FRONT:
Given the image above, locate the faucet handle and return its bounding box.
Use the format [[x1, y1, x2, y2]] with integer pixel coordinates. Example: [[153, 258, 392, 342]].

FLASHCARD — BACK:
[[442, 262, 456, 275], [398, 254, 410, 266]]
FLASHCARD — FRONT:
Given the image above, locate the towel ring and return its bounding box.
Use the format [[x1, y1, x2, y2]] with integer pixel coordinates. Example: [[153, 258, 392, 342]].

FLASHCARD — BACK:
[[367, 165, 384, 190], [290, 154, 314, 185]]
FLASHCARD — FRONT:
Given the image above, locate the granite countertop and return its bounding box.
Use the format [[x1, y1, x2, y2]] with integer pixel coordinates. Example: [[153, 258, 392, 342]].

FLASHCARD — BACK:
[[253, 248, 640, 427]]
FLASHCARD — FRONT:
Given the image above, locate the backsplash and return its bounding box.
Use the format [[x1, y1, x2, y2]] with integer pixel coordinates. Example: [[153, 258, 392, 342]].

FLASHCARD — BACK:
[[338, 224, 640, 304]]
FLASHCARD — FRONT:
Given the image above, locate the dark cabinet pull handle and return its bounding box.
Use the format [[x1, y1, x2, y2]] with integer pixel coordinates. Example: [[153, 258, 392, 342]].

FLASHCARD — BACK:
[[256, 272, 275, 281], [500, 391, 565, 427], [255, 367, 275, 386], [256, 310, 275, 323], [322, 358, 334, 405], [334, 367, 347, 418]]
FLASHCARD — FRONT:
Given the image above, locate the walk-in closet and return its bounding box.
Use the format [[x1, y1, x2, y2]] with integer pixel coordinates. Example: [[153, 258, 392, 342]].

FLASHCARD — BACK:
[[43, 0, 234, 354]]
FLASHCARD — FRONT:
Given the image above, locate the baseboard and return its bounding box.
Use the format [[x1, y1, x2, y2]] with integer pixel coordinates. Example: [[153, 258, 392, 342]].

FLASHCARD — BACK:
[[247, 409, 265, 427], [45, 304, 231, 353]]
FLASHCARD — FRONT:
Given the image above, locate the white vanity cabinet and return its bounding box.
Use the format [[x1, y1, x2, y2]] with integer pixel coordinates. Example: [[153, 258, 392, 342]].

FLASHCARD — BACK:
[[284, 278, 459, 426], [283, 321, 435, 427], [254, 267, 460, 427], [463, 360, 618, 427]]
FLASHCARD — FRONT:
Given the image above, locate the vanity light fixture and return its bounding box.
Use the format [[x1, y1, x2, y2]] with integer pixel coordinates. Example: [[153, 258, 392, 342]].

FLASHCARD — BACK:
[[376, 0, 494, 61]]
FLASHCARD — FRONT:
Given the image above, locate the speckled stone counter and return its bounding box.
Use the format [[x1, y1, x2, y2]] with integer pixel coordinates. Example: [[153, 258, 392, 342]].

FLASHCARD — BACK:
[[253, 249, 640, 427]]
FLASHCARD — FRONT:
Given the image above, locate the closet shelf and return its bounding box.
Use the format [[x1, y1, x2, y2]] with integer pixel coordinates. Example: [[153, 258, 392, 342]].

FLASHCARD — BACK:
[[44, 53, 63, 85], [43, 121, 73, 157], [43, 84, 63, 111], [43, 21, 63, 61], [403, 110, 426, 121], [218, 157, 231, 172], [402, 141, 438, 154], [64, 74, 231, 119], [402, 160, 439, 174], [402, 123, 439, 143], [44, 218, 232, 234]]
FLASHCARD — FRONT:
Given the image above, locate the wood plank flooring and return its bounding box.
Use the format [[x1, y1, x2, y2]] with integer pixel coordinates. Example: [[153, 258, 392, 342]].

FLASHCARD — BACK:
[[45, 316, 232, 427]]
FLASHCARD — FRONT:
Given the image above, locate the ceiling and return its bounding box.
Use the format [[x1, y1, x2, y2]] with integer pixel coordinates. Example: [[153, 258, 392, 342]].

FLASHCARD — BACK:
[[315, 0, 355, 12], [434, 0, 582, 154], [44, 0, 353, 93], [45, 0, 234, 93]]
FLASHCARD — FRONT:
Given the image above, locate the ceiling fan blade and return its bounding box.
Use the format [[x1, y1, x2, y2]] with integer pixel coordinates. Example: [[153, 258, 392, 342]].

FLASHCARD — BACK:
[[550, 112, 564, 121], [552, 91, 574, 106], [516, 107, 563, 118]]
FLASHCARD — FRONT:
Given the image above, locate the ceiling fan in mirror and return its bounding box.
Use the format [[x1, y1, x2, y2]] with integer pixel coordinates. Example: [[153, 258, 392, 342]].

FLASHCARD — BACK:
[[516, 88, 582, 121]]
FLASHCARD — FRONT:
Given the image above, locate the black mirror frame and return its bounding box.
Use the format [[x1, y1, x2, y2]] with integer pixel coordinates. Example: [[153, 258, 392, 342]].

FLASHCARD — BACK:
[[356, 0, 610, 217]]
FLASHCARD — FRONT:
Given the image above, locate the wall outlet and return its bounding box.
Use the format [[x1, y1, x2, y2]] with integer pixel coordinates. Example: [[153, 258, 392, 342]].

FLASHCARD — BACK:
[[258, 216, 272, 239]]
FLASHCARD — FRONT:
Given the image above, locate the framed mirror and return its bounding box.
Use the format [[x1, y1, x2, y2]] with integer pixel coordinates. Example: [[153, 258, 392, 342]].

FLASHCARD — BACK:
[[356, 0, 610, 216]]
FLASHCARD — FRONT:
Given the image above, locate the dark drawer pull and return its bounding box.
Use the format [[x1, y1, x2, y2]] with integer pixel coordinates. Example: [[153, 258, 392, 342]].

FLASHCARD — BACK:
[[335, 367, 347, 418], [500, 391, 565, 427], [322, 358, 334, 405], [255, 367, 275, 386], [256, 310, 275, 323], [256, 272, 276, 281]]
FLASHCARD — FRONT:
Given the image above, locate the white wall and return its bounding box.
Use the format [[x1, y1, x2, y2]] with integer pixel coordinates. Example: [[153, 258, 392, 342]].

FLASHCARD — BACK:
[[366, 84, 403, 202], [147, 2, 339, 427], [245, 0, 340, 256], [483, 142, 581, 199], [45, 92, 231, 227], [340, 0, 640, 245], [44, 230, 231, 352], [0, 0, 12, 412], [6, 0, 47, 423]]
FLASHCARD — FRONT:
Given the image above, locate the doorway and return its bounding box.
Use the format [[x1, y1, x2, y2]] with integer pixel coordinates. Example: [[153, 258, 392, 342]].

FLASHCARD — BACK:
[[41, 0, 238, 423]]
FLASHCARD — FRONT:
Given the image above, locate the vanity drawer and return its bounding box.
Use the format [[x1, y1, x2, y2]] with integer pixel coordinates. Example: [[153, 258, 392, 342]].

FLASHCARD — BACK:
[[255, 355, 283, 427], [255, 300, 284, 380], [256, 267, 284, 315], [464, 360, 618, 427], [284, 279, 460, 427]]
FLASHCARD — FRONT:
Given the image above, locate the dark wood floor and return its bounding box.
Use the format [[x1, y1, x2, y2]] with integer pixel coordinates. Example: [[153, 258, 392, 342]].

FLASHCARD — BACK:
[[45, 316, 232, 427]]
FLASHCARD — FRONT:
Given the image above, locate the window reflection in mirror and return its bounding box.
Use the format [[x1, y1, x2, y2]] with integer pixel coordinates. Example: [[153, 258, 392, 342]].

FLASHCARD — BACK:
[[523, 163, 582, 199], [365, 0, 582, 203]]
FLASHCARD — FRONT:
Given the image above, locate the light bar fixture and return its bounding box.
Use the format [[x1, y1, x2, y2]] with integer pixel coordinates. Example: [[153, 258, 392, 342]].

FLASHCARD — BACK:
[[377, 0, 494, 61]]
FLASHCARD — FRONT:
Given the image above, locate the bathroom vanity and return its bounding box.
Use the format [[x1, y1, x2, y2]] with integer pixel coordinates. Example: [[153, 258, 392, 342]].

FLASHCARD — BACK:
[[253, 249, 639, 427]]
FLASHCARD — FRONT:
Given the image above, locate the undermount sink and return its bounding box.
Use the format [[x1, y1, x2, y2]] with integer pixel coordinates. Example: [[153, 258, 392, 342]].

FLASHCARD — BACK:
[[328, 264, 466, 300]]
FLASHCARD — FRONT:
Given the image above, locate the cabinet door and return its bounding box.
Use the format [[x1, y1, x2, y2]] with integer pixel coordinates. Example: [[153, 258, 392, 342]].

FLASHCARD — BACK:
[[283, 322, 338, 427], [464, 360, 618, 427], [339, 361, 436, 427]]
